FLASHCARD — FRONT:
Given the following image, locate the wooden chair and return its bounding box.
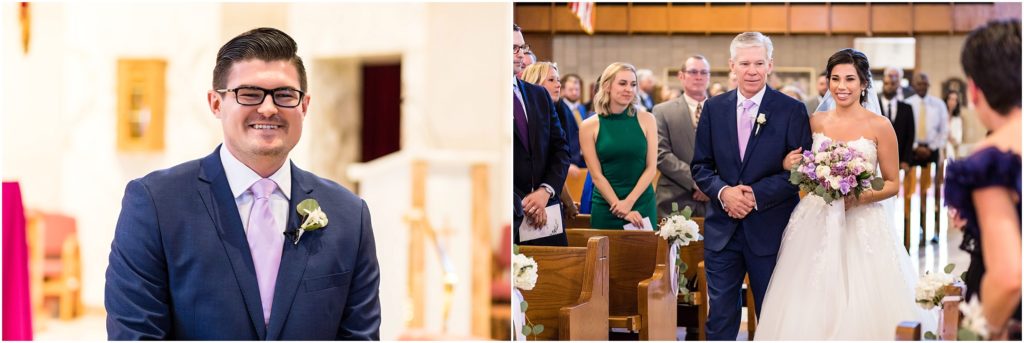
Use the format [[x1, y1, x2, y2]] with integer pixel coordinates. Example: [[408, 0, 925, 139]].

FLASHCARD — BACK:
[[520, 236, 610, 340], [566, 229, 676, 340], [895, 283, 966, 340], [565, 168, 588, 203], [27, 211, 84, 320]]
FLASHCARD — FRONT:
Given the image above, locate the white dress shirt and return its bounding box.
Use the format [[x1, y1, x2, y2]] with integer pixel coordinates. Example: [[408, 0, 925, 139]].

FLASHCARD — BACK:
[[904, 93, 950, 151], [220, 145, 291, 235]]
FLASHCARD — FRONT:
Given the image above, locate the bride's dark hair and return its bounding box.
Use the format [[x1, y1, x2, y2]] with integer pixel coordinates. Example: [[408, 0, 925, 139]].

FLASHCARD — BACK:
[[825, 48, 871, 105]]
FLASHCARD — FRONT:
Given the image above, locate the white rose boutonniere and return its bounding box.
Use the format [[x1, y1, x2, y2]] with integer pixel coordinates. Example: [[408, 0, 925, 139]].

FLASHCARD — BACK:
[[755, 113, 767, 135], [293, 198, 328, 245]]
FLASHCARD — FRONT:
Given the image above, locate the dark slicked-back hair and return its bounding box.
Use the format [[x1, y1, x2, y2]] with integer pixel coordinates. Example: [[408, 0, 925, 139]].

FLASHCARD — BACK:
[[961, 19, 1021, 115], [825, 48, 872, 105], [213, 27, 307, 92]]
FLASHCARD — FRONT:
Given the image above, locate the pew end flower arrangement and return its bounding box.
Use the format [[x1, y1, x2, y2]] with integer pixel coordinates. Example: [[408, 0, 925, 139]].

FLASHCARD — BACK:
[[657, 203, 704, 303], [512, 245, 543, 339]]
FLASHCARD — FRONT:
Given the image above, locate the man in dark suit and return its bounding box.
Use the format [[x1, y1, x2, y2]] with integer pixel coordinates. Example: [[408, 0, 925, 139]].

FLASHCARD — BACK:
[[692, 32, 812, 340], [512, 24, 570, 246], [880, 72, 916, 169], [654, 55, 713, 219], [105, 28, 380, 340]]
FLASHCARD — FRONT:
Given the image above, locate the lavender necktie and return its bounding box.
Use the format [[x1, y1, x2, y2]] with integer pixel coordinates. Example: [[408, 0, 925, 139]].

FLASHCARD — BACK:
[[513, 89, 530, 149], [738, 99, 756, 161], [247, 178, 283, 326]]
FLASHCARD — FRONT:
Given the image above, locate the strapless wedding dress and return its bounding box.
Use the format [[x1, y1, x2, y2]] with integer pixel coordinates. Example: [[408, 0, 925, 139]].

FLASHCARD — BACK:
[[754, 133, 936, 340]]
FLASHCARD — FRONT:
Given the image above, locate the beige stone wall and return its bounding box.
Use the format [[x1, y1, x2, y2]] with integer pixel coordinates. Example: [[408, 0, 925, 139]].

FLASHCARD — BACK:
[[551, 33, 969, 100]]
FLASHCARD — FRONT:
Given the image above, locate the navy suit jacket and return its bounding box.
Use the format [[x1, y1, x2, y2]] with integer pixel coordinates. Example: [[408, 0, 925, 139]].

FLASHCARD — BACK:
[[692, 87, 812, 256], [512, 80, 570, 246], [105, 146, 381, 340], [555, 99, 585, 167]]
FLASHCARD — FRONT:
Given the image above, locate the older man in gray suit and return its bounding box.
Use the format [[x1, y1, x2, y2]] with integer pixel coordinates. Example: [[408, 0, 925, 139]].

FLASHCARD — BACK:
[[653, 55, 712, 219]]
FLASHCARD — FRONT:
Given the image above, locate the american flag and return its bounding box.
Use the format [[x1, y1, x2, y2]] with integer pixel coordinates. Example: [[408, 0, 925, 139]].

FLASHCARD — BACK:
[[569, 2, 595, 35]]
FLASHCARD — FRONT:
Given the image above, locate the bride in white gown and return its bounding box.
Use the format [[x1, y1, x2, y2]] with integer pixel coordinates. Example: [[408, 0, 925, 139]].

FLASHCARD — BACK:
[[754, 49, 936, 340]]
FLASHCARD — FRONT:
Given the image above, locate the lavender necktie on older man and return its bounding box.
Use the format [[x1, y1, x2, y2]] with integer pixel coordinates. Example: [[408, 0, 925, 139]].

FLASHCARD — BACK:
[[738, 99, 756, 161], [247, 178, 283, 326]]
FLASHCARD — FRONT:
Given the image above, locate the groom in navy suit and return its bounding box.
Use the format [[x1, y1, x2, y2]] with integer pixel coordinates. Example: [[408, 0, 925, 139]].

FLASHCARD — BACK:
[[692, 32, 811, 340], [105, 28, 380, 339]]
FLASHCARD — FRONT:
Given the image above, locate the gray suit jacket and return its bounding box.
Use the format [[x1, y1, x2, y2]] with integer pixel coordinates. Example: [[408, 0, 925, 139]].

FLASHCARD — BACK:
[[653, 97, 706, 219]]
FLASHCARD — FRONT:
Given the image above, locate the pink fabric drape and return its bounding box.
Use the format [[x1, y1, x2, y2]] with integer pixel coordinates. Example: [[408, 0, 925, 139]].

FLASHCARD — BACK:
[[3, 182, 33, 340]]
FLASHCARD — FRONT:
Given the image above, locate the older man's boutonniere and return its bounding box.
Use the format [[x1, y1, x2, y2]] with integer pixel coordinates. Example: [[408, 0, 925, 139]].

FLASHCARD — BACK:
[[292, 199, 328, 245], [754, 113, 767, 135]]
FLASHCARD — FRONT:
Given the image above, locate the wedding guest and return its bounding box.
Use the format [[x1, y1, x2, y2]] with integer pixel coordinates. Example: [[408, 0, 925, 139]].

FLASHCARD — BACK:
[[654, 55, 712, 219], [880, 70, 916, 170], [522, 62, 582, 221], [883, 66, 915, 101], [637, 68, 657, 112], [945, 18, 1021, 340], [512, 25, 570, 246], [560, 73, 590, 169], [945, 90, 964, 159], [780, 85, 804, 102], [709, 82, 726, 97], [579, 62, 658, 229], [804, 72, 826, 114], [905, 71, 949, 245]]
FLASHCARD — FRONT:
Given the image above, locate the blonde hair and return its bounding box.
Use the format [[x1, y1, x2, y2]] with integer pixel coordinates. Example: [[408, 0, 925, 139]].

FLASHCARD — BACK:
[[520, 62, 558, 85], [594, 62, 640, 117]]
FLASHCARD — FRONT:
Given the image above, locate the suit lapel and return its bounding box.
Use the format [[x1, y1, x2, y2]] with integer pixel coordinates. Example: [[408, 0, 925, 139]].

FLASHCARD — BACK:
[[522, 82, 541, 155], [739, 89, 773, 175], [676, 98, 695, 132], [197, 146, 267, 339], [266, 162, 313, 340]]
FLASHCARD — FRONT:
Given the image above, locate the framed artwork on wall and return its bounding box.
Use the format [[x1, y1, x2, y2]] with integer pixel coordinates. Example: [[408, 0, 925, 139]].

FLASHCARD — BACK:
[[117, 59, 166, 152]]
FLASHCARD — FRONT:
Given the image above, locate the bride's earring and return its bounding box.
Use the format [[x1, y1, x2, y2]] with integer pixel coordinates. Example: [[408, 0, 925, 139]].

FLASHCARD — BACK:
[[861, 89, 867, 99]]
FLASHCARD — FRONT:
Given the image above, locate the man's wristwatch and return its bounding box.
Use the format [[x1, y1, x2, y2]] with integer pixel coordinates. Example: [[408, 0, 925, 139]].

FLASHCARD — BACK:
[[540, 184, 556, 199]]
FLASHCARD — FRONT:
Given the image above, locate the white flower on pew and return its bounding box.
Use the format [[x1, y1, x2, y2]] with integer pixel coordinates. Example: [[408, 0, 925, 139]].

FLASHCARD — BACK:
[[657, 204, 703, 247], [513, 252, 538, 291], [658, 203, 704, 300], [958, 296, 989, 340], [915, 263, 960, 310]]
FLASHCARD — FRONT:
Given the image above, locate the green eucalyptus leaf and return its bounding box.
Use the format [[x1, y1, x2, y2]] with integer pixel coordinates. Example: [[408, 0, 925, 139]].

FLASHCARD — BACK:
[[958, 329, 980, 341], [944, 263, 956, 274], [513, 245, 520, 255], [522, 325, 532, 336], [297, 199, 320, 216], [671, 202, 679, 213], [961, 271, 968, 282], [520, 300, 528, 312], [533, 324, 545, 335], [679, 262, 688, 273], [789, 172, 802, 185], [924, 331, 937, 340], [681, 206, 693, 219]]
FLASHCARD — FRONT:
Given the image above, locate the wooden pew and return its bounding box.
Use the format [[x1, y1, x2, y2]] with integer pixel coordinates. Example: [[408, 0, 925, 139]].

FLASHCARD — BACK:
[[520, 236, 610, 340], [895, 283, 966, 340], [566, 229, 676, 340], [566, 214, 591, 229], [565, 168, 588, 203]]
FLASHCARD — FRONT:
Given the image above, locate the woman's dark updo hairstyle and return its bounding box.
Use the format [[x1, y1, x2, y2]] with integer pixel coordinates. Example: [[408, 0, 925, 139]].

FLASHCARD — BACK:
[[825, 48, 872, 105]]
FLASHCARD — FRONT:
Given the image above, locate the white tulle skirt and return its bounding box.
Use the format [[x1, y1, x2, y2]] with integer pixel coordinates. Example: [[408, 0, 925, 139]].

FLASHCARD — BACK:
[[754, 195, 936, 340]]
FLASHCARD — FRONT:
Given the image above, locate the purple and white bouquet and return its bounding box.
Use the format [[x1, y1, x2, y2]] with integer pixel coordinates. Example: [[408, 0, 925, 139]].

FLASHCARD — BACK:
[[788, 139, 884, 204]]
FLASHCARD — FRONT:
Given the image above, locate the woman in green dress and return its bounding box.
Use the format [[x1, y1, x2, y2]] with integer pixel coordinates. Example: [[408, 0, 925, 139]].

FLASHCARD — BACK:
[[579, 62, 659, 229]]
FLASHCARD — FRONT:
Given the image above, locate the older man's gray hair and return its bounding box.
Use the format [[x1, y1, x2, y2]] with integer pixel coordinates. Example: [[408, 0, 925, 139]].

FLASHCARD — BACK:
[[636, 68, 654, 81], [729, 32, 774, 60]]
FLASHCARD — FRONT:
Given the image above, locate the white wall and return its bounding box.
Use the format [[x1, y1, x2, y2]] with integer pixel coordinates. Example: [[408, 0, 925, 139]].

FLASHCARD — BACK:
[[3, 2, 224, 311], [2, 3, 510, 338]]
